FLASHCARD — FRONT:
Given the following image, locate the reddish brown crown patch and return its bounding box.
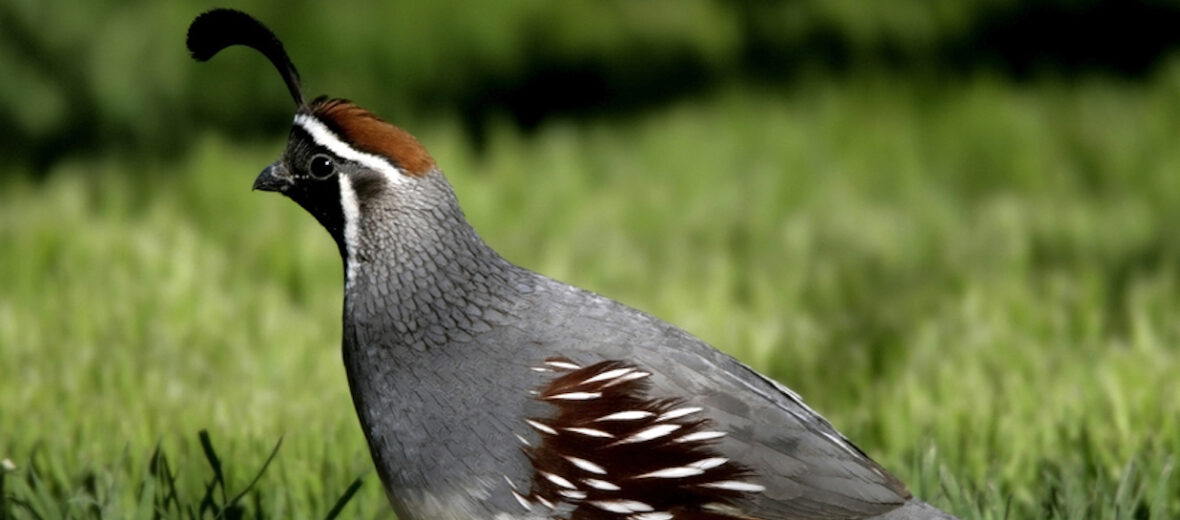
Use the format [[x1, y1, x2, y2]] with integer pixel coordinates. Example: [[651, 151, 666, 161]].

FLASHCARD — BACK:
[[309, 97, 435, 176]]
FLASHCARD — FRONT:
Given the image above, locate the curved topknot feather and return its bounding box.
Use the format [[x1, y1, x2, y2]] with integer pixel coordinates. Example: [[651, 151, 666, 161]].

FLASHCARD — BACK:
[[186, 8, 306, 108]]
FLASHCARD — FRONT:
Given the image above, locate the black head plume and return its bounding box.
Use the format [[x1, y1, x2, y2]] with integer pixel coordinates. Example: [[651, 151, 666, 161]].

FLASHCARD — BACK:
[[186, 9, 307, 108]]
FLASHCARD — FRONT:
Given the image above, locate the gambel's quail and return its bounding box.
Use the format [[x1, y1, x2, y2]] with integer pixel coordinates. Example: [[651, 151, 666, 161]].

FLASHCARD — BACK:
[[188, 9, 957, 520]]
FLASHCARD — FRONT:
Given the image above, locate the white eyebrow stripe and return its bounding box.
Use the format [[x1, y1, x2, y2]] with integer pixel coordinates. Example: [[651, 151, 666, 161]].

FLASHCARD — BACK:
[[293, 114, 409, 186]]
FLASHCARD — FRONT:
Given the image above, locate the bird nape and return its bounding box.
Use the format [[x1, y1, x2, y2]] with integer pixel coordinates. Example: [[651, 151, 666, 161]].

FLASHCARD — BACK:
[[187, 8, 958, 520]]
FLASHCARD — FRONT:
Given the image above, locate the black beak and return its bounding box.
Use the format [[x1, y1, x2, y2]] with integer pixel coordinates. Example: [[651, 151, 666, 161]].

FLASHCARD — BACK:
[[253, 161, 289, 192]]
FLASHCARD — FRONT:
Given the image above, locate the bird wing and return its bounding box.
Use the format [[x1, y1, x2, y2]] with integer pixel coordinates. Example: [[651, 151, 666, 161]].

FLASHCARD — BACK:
[[529, 281, 912, 519]]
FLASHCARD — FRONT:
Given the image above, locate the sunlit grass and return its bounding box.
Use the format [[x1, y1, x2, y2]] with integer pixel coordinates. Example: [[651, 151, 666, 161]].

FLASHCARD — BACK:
[[2, 71, 1179, 517]]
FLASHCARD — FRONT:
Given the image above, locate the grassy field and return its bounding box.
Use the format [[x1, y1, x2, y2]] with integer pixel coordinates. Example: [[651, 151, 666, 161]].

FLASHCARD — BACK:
[[2, 70, 1179, 518]]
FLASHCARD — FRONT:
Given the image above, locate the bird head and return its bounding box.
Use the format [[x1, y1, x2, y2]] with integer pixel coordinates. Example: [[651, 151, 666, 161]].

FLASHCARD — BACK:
[[186, 9, 439, 262]]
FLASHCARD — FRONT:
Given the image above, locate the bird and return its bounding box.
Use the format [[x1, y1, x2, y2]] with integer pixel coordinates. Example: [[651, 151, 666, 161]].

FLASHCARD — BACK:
[[187, 9, 958, 520]]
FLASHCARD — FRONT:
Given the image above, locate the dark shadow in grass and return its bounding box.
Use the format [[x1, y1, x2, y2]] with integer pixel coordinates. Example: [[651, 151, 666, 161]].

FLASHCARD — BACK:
[[1, 430, 364, 520], [195, 429, 281, 519], [182, 430, 363, 520]]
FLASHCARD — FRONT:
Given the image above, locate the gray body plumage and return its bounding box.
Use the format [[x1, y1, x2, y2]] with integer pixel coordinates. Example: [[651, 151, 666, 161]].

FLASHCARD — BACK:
[[341, 172, 954, 520]]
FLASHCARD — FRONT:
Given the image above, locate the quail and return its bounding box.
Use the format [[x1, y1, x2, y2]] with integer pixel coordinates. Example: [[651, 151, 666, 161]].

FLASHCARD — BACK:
[[187, 9, 957, 520]]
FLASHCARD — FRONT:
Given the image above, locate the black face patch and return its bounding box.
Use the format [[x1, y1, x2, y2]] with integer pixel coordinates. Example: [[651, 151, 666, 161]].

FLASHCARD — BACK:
[[278, 126, 350, 259]]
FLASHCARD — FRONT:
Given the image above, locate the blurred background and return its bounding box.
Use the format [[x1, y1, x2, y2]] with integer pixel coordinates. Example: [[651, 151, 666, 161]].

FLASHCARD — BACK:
[[2, 0, 1179, 518]]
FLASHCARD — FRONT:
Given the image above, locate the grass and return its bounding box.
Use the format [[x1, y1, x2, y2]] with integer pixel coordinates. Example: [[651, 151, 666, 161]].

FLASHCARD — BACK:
[[2, 69, 1180, 518]]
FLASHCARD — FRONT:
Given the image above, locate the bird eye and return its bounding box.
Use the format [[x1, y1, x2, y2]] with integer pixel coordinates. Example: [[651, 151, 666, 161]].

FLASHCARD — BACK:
[[309, 155, 335, 179]]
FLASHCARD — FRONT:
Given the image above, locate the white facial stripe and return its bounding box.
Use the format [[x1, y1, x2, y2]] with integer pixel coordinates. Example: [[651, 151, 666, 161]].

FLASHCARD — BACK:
[[293, 114, 409, 186], [338, 174, 360, 285]]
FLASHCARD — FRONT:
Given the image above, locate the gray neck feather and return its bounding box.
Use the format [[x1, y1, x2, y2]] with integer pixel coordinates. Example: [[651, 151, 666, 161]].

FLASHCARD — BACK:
[[338, 171, 544, 516], [344, 170, 526, 353]]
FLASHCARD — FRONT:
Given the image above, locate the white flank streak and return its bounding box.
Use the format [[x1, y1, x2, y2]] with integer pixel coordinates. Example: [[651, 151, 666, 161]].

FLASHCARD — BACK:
[[700, 480, 766, 492], [564, 456, 607, 475], [674, 430, 727, 443], [526, 419, 557, 435], [619, 424, 680, 444], [822, 431, 861, 457], [635, 466, 705, 479], [530, 366, 550, 372], [514, 433, 531, 446], [658, 406, 703, 421], [542, 471, 577, 490], [545, 360, 581, 370], [536, 496, 556, 510], [703, 502, 743, 512], [558, 489, 587, 500], [503, 475, 518, 490], [603, 371, 650, 387], [565, 427, 614, 438], [294, 115, 408, 186], [597, 410, 654, 421], [510, 490, 531, 510], [631, 513, 674, 520], [582, 478, 621, 491], [337, 174, 360, 286], [547, 391, 601, 400], [691, 457, 729, 470], [581, 367, 633, 385], [591, 500, 654, 514]]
